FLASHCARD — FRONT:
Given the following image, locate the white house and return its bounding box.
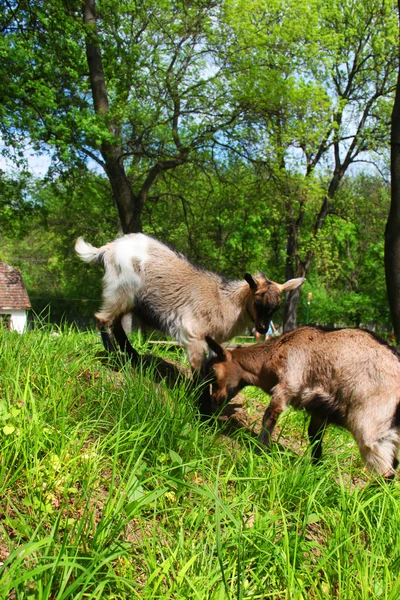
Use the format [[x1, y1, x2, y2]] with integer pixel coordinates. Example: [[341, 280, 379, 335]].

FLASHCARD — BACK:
[[0, 261, 31, 333]]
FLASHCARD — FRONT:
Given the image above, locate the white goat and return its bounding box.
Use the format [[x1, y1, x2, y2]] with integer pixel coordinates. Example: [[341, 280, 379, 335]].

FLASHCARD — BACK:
[[75, 233, 304, 369]]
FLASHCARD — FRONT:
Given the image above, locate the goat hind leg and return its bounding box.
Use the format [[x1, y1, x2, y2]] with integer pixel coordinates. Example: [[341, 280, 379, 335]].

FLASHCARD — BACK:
[[308, 414, 327, 464], [95, 283, 136, 329], [98, 314, 140, 366], [112, 316, 140, 365], [96, 316, 119, 354]]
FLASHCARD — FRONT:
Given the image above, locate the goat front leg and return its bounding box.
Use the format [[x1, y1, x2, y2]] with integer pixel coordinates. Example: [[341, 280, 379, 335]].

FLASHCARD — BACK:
[[258, 385, 288, 449], [308, 414, 327, 464]]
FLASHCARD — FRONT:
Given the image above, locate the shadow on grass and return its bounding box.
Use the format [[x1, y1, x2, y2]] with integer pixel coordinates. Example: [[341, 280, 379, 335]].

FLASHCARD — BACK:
[[97, 325, 304, 464]]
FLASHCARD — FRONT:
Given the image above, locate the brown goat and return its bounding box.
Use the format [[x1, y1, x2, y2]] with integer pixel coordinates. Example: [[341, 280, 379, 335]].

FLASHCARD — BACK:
[[75, 233, 304, 369], [205, 327, 400, 477]]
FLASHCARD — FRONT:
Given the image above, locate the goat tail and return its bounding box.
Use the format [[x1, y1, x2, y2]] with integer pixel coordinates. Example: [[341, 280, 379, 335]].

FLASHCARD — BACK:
[[75, 237, 105, 265]]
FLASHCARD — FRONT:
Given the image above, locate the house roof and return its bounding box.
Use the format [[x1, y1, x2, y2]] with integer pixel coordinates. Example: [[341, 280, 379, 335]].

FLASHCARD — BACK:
[[0, 261, 31, 311]]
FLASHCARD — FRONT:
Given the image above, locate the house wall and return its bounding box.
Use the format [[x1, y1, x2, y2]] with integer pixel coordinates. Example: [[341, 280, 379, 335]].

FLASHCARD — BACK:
[[0, 310, 28, 333]]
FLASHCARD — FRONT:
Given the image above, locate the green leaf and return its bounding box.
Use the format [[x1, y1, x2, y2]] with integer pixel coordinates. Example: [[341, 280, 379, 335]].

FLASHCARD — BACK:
[[306, 512, 320, 525], [3, 424, 15, 435], [169, 449, 182, 465], [125, 486, 167, 515]]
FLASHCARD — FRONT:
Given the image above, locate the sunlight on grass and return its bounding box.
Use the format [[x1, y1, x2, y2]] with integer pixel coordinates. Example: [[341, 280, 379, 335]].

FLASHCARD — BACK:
[[0, 327, 399, 598]]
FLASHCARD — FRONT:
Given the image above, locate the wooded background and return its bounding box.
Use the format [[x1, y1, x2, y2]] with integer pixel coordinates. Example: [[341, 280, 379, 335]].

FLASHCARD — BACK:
[[1, 0, 398, 333]]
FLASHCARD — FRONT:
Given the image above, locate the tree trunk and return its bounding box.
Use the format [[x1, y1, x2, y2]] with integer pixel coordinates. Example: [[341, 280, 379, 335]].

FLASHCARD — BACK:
[[102, 148, 143, 233], [385, 0, 400, 344], [283, 286, 303, 332], [283, 212, 299, 332], [283, 191, 339, 331], [83, 0, 141, 233]]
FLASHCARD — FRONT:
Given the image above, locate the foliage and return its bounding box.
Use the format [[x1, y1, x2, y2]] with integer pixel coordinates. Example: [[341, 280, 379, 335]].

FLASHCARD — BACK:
[[298, 174, 391, 327], [0, 171, 37, 239], [142, 159, 285, 278], [0, 165, 391, 330], [0, 0, 397, 328], [0, 0, 240, 231], [0, 168, 118, 320]]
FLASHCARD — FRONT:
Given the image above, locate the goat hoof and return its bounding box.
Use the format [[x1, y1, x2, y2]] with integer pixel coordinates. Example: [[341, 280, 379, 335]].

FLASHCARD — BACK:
[[254, 442, 270, 455]]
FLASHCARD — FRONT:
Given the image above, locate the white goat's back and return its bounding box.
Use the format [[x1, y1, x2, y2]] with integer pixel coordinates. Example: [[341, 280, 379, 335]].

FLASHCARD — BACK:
[[75, 233, 227, 335], [113, 234, 150, 275]]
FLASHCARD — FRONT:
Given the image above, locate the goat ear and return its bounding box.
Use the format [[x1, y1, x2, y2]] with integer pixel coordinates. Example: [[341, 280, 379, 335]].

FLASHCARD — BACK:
[[244, 273, 257, 291], [277, 277, 306, 293], [205, 336, 226, 360]]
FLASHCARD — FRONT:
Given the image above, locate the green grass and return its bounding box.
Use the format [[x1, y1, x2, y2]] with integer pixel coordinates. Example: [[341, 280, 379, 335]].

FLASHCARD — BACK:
[[0, 326, 400, 599]]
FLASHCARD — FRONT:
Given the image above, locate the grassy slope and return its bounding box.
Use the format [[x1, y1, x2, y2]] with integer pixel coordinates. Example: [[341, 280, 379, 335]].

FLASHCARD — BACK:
[[0, 327, 399, 599]]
